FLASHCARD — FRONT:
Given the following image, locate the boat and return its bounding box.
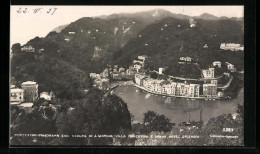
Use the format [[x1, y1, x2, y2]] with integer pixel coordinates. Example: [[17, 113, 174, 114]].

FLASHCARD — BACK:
[[136, 89, 139, 92], [145, 93, 151, 99], [119, 93, 123, 95]]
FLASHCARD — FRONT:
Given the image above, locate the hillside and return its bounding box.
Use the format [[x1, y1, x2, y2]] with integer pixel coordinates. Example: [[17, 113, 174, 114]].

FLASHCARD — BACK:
[[113, 17, 244, 72], [11, 10, 244, 97]]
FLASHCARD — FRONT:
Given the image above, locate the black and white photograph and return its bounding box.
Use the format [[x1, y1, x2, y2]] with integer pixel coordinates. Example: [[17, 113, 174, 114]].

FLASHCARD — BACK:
[[9, 5, 245, 146]]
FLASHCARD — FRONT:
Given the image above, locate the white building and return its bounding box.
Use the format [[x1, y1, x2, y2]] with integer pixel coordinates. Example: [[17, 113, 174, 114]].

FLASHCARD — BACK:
[[213, 61, 221, 67], [203, 84, 217, 98], [202, 68, 215, 79], [68, 32, 76, 34], [226, 62, 235, 71], [21, 45, 35, 52], [180, 57, 192, 62], [220, 43, 244, 51], [10, 88, 24, 103], [189, 84, 200, 97], [21, 81, 38, 102], [40, 92, 52, 101]]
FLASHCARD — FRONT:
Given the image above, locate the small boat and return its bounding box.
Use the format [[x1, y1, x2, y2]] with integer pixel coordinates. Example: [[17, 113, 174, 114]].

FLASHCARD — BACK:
[[213, 99, 216, 100], [136, 89, 139, 92], [119, 93, 123, 95], [145, 93, 151, 99]]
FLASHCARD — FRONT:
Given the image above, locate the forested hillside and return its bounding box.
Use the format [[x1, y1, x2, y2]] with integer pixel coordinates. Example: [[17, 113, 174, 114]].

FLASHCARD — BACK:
[[113, 17, 244, 71]]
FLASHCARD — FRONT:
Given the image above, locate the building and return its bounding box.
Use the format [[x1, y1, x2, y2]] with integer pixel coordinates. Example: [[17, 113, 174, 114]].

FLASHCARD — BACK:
[[226, 62, 236, 72], [119, 67, 125, 73], [180, 57, 192, 62], [21, 81, 38, 102], [10, 88, 24, 103], [218, 91, 224, 98], [202, 68, 215, 79], [40, 92, 52, 101], [135, 74, 146, 86], [93, 78, 110, 90], [211, 80, 218, 86], [213, 61, 221, 67], [68, 32, 76, 34], [159, 68, 164, 75], [203, 44, 208, 48], [21, 45, 35, 52], [203, 84, 217, 98], [189, 84, 200, 97], [220, 43, 244, 51]]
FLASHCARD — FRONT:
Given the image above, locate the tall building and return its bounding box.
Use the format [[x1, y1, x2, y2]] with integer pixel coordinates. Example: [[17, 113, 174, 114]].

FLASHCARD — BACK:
[[21, 81, 38, 102]]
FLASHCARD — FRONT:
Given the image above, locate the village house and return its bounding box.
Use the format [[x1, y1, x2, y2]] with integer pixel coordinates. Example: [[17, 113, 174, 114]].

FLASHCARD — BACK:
[[189, 84, 200, 98], [213, 61, 221, 67], [21, 45, 35, 52], [203, 84, 217, 98], [10, 88, 24, 103], [202, 68, 215, 79], [21, 81, 38, 102]]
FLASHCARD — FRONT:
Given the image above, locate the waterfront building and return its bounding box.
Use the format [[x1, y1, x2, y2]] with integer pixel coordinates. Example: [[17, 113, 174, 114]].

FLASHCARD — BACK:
[[21, 45, 35, 52], [21, 81, 38, 102], [202, 68, 215, 79], [184, 84, 190, 97], [213, 61, 221, 68], [218, 91, 224, 98], [170, 82, 177, 96], [203, 84, 217, 98], [135, 73, 146, 86], [189, 84, 200, 97], [10, 88, 24, 103]]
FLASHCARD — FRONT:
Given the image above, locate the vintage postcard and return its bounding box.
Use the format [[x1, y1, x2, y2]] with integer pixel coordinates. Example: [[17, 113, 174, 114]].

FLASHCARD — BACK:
[[10, 6, 244, 146]]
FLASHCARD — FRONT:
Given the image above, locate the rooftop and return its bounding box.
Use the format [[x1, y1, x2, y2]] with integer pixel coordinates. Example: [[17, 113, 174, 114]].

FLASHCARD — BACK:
[[10, 88, 24, 93], [21, 81, 37, 85]]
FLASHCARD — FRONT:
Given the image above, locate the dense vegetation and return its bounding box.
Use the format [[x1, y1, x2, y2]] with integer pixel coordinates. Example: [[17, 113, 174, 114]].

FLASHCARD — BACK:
[[10, 89, 132, 145], [113, 17, 244, 72]]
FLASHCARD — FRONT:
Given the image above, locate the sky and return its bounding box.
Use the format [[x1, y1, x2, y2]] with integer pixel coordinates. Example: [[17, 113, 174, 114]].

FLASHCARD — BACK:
[[10, 6, 244, 46]]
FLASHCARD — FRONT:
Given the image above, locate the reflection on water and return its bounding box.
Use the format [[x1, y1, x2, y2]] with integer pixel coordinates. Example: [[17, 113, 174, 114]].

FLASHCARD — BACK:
[[114, 86, 244, 123]]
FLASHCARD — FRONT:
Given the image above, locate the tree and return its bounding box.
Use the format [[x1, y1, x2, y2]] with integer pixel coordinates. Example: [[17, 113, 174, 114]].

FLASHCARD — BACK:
[[11, 43, 21, 53], [150, 72, 158, 79], [143, 111, 172, 133]]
